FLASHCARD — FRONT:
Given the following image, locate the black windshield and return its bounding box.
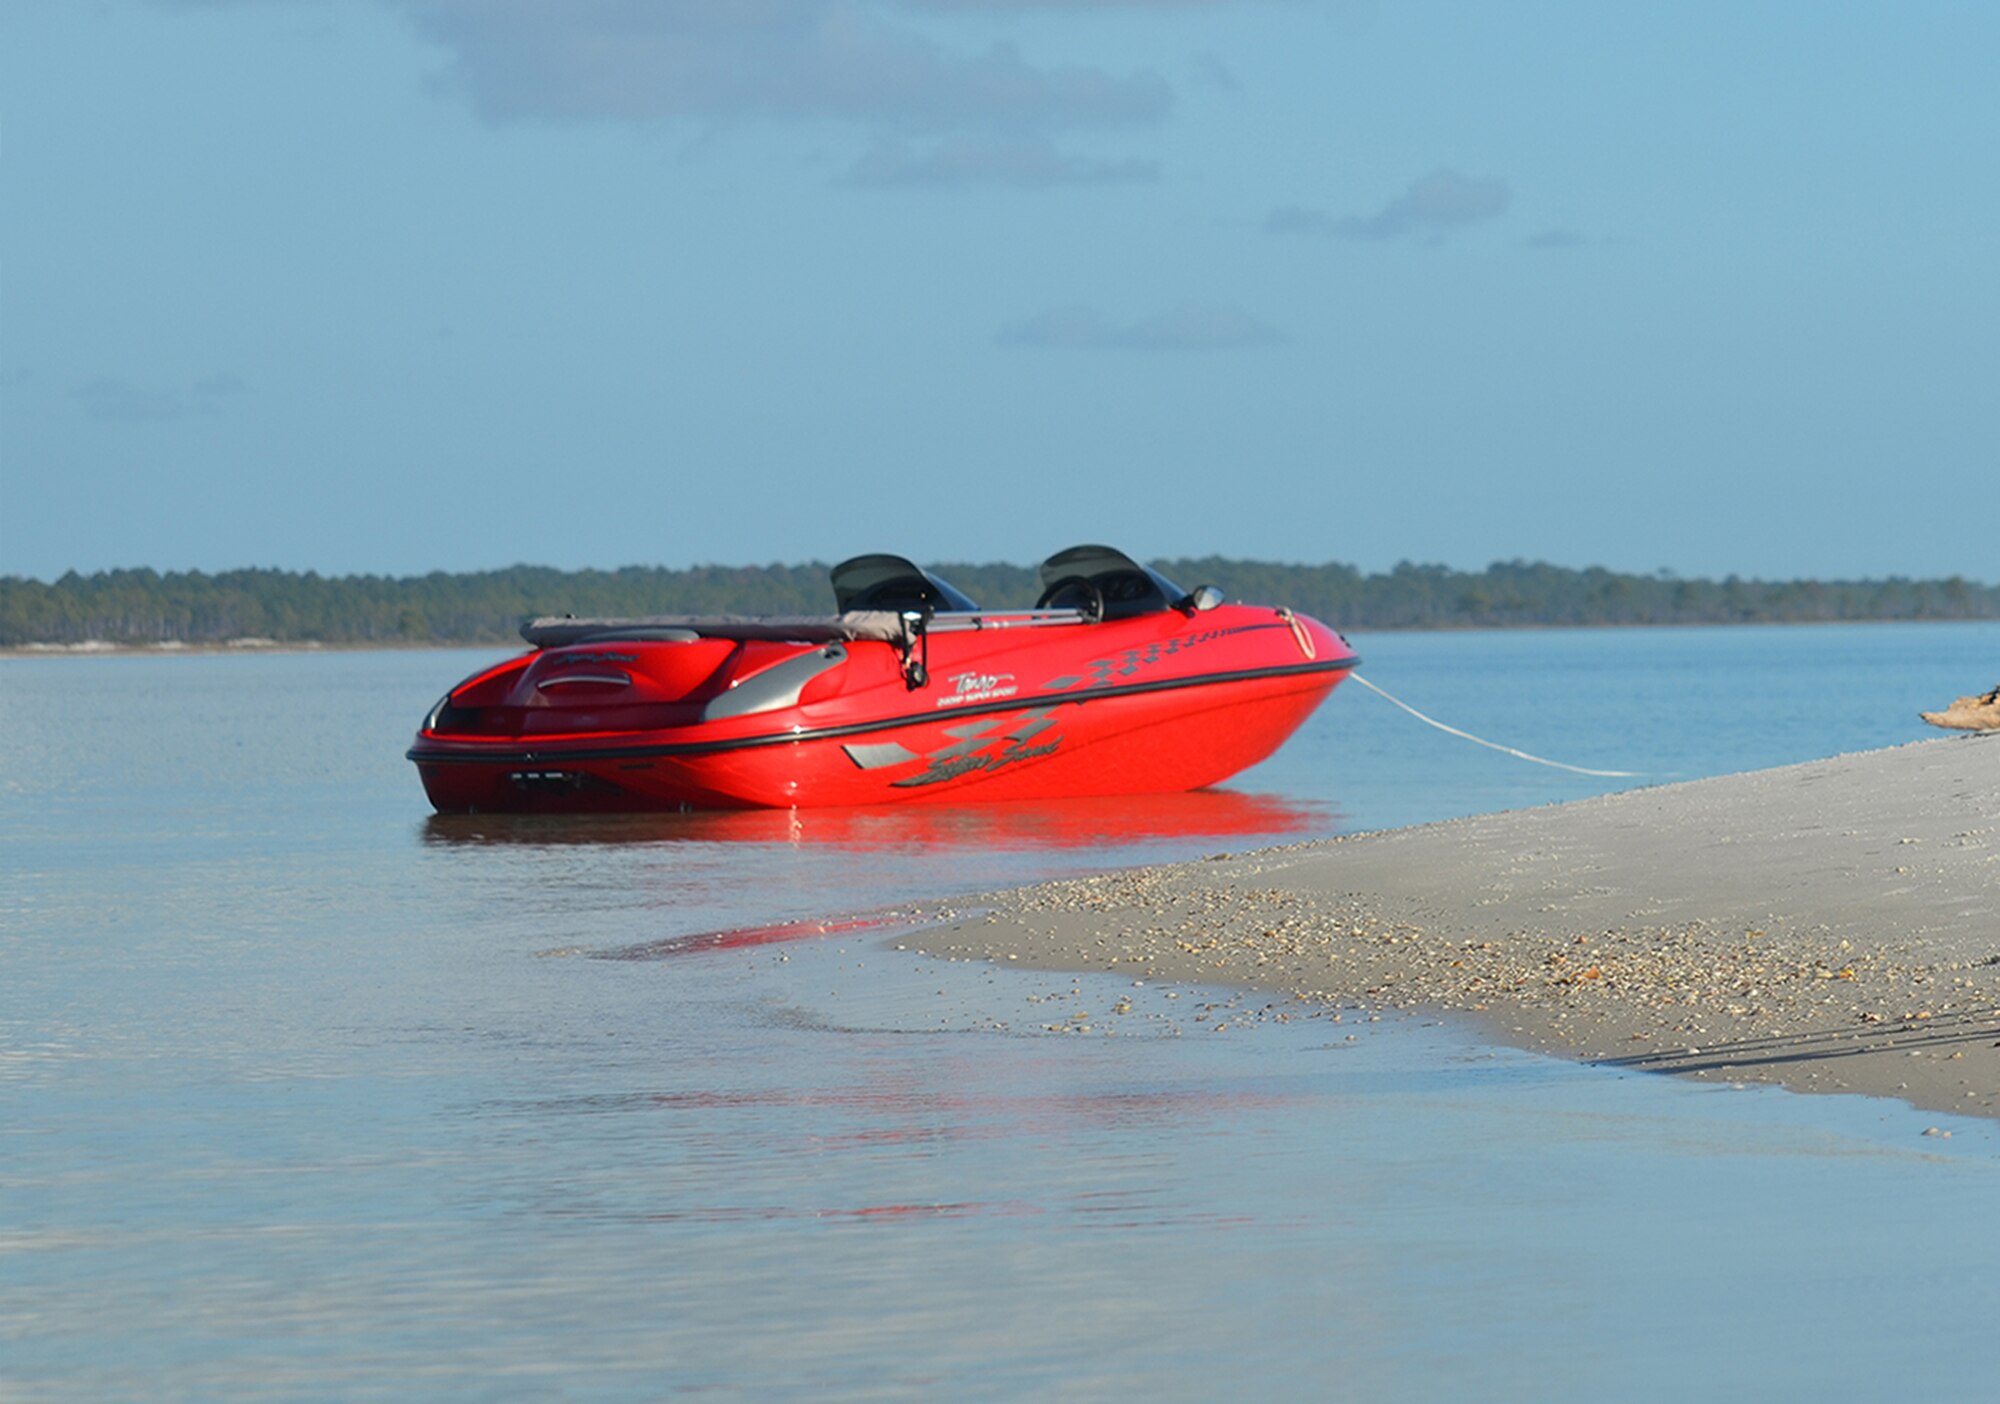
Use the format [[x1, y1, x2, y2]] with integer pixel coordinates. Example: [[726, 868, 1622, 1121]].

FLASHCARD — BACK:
[[830, 554, 981, 614]]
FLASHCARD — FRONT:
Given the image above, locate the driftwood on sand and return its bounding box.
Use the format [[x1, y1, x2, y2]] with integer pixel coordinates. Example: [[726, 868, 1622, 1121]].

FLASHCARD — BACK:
[[1920, 682, 2000, 731]]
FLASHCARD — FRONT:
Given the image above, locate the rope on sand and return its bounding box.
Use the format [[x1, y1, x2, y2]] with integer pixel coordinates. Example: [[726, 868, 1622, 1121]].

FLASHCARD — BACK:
[[1348, 673, 1652, 778]]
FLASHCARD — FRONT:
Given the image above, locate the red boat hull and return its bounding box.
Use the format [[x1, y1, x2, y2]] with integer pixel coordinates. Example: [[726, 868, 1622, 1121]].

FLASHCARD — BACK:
[[410, 603, 1355, 812]]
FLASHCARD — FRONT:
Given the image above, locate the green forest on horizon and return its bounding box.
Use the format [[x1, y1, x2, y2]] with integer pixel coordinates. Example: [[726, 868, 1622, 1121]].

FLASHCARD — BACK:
[[4, 557, 1997, 648]]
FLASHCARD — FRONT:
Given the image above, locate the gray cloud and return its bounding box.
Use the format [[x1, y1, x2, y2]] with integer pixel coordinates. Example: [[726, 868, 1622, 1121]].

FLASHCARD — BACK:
[[193, 371, 248, 398], [396, 1, 1171, 132], [1190, 51, 1237, 91], [75, 374, 246, 424], [843, 135, 1156, 187], [1268, 168, 1511, 242], [997, 303, 1282, 350], [902, 1, 1267, 9], [75, 379, 185, 424], [1264, 204, 1338, 237], [1524, 227, 1587, 250]]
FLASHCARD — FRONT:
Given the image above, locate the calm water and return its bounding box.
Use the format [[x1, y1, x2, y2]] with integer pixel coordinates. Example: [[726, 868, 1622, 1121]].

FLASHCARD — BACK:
[[5, 623, 1999, 1401]]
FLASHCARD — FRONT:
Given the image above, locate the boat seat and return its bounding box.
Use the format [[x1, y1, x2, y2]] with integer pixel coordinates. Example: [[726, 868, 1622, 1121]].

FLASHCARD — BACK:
[[1035, 566, 1169, 621]]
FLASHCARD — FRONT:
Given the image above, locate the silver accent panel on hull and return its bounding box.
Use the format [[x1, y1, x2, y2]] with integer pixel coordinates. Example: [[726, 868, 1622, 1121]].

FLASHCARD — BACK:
[[702, 645, 849, 722], [842, 740, 923, 770]]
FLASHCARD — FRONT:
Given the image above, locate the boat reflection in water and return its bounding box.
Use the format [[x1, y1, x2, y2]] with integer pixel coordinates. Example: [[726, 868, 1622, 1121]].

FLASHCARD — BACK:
[[422, 788, 1339, 961], [420, 786, 1334, 853]]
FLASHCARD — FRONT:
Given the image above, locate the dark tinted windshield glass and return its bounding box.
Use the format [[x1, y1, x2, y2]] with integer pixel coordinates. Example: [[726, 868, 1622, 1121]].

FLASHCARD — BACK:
[[830, 554, 980, 613], [1035, 544, 1186, 620]]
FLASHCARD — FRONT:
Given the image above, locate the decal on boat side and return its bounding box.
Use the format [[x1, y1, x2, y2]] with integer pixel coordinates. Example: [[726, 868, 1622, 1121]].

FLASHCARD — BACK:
[[936, 670, 1019, 708], [1040, 625, 1251, 692], [839, 708, 1063, 787]]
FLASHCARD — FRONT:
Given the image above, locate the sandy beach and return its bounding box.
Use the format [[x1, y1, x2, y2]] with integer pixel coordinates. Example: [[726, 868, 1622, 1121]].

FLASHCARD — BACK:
[[918, 736, 2000, 1119]]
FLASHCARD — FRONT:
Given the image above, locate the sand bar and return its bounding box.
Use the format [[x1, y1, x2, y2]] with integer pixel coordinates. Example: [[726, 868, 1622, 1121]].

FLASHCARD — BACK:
[[918, 737, 2000, 1119]]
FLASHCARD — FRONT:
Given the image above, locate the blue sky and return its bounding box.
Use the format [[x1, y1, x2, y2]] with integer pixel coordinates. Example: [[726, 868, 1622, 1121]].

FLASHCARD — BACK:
[[3, 1, 1995, 582]]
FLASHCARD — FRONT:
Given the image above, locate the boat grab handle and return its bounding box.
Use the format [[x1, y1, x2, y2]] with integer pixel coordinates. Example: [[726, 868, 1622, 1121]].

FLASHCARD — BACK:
[[536, 671, 632, 690]]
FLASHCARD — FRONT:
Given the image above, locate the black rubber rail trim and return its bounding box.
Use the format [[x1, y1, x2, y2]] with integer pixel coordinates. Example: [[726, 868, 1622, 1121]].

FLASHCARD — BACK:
[[408, 655, 1357, 766]]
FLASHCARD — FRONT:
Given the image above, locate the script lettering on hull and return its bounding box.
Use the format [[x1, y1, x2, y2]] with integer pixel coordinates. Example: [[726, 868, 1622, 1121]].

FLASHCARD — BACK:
[[841, 708, 1065, 788], [937, 670, 1019, 708]]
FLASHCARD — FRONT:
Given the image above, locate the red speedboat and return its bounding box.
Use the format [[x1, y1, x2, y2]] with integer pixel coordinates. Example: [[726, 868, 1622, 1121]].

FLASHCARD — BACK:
[[408, 545, 1357, 812]]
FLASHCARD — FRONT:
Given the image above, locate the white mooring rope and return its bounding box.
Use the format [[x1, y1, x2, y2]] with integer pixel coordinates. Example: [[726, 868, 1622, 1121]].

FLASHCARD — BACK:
[[1348, 673, 1652, 778]]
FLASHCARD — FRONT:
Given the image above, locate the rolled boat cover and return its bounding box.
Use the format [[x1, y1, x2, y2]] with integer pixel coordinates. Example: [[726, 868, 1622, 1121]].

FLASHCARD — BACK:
[[520, 611, 910, 648]]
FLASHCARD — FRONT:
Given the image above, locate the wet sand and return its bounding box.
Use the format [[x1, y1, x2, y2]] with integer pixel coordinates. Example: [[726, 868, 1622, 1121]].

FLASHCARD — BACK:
[[918, 737, 2000, 1119]]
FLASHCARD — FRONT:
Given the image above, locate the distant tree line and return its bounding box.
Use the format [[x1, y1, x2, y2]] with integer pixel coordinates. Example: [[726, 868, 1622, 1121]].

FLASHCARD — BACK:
[[2, 558, 1996, 647]]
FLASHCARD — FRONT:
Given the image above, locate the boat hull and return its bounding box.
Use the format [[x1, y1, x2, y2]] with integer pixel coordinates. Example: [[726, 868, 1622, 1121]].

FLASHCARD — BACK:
[[409, 602, 1356, 812], [413, 665, 1343, 812]]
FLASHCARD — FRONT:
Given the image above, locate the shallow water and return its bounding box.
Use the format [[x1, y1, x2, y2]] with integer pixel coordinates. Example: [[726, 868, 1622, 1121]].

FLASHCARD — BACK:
[[4, 623, 1999, 1400]]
